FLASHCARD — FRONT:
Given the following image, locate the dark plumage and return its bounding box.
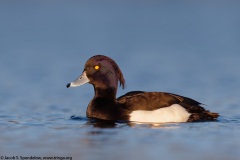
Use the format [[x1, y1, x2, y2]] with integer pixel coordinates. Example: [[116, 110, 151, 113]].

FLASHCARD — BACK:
[[67, 55, 219, 123]]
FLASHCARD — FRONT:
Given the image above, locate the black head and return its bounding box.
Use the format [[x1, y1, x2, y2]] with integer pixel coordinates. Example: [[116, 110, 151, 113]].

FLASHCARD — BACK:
[[67, 55, 125, 90]]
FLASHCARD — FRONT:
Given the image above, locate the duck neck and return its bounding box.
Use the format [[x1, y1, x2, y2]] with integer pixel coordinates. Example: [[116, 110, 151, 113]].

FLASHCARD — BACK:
[[94, 86, 117, 100]]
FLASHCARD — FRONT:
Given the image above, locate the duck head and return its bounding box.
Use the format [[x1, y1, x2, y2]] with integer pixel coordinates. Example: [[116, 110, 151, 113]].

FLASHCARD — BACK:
[[67, 55, 125, 98]]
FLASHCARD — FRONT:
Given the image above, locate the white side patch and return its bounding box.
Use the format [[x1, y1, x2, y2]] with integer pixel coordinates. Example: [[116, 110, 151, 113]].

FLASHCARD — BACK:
[[129, 104, 191, 123]]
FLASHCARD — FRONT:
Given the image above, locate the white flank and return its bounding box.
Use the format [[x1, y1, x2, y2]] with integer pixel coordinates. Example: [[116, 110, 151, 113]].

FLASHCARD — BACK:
[[129, 104, 191, 123]]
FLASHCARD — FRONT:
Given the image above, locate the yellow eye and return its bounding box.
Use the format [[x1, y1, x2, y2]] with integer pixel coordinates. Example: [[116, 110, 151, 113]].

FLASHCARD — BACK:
[[94, 65, 100, 70]]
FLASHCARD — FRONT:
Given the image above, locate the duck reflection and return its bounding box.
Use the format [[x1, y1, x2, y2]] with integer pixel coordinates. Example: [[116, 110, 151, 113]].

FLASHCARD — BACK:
[[70, 115, 180, 129], [85, 118, 117, 128]]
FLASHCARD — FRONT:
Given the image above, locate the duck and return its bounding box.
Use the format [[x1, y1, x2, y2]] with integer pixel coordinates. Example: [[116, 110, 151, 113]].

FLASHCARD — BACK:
[[66, 55, 219, 123]]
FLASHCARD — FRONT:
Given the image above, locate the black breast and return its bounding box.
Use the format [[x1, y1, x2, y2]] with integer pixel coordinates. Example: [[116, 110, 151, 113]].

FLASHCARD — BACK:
[[86, 97, 130, 121]]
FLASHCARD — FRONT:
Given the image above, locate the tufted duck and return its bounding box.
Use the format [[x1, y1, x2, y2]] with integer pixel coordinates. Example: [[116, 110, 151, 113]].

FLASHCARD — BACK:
[[66, 55, 219, 123]]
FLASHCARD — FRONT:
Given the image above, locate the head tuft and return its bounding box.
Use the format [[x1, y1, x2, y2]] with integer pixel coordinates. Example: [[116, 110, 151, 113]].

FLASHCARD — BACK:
[[88, 55, 125, 89]]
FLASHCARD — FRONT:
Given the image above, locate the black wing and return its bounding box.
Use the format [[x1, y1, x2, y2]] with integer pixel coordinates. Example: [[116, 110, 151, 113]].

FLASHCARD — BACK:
[[117, 91, 197, 110]]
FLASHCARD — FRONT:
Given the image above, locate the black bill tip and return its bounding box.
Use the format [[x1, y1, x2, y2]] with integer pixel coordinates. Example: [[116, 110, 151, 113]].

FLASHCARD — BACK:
[[66, 83, 71, 88]]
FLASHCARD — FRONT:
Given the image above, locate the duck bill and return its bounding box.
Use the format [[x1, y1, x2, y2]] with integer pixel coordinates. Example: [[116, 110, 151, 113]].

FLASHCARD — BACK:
[[66, 71, 90, 88]]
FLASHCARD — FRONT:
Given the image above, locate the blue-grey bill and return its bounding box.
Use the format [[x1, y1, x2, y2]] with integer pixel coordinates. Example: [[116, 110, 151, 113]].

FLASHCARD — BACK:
[[66, 71, 90, 88]]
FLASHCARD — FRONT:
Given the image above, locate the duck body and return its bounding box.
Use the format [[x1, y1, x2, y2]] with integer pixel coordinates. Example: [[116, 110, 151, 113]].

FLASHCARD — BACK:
[[67, 55, 219, 123]]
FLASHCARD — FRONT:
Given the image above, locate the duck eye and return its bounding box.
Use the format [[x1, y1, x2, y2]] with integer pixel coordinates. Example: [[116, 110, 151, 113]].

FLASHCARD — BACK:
[[94, 65, 100, 70]]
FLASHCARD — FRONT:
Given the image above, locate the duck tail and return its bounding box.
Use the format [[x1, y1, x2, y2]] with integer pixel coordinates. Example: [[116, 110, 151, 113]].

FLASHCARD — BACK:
[[188, 111, 219, 122], [206, 111, 219, 119]]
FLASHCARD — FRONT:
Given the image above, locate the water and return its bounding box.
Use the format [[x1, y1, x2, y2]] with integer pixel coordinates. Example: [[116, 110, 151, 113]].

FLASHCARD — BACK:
[[0, 1, 240, 160]]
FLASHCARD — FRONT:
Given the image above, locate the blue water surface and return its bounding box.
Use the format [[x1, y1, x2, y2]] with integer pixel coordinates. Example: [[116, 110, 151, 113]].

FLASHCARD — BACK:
[[0, 1, 240, 160]]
